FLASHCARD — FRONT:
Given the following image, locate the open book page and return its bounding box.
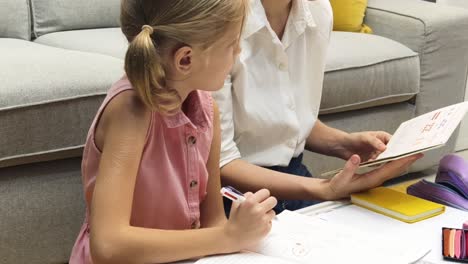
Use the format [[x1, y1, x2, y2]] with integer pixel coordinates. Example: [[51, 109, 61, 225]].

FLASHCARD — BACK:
[[376, 101, 468, 160], [195, 251, 297, 264], [322, 101, 468, 177], [251, 210, 430, 264], [196, 210, 430, 264]]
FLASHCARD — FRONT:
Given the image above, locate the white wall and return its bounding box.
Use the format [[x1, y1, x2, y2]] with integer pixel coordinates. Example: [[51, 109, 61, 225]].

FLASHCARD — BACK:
[[437, 0, 468, 8], [437, 0, 468, 151], [455, 76, 468, 151]]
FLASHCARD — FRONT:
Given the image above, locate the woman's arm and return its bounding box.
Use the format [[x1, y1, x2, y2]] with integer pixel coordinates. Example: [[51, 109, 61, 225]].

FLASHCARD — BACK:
[[222, 153, 421, 202], [305, 120, 349, 159], [90, 92, 235, 264], [200, 102, 227, 228], [221, 119, 420, 201], [221, 160, 329, 200], [305, 120, 392, 162]]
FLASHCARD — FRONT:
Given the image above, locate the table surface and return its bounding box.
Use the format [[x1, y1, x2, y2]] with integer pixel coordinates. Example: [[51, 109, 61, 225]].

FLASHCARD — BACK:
[[178, 171, 464, 264], [296, 171, 466, 264]]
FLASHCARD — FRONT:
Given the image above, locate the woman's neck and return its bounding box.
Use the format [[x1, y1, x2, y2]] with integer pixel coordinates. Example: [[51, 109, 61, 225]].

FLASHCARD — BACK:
[[261, 0, 292, 18], [261, 0, 293, 39]]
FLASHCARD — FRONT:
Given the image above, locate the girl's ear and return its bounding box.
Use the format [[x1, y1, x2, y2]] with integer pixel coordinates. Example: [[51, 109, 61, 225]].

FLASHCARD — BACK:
[[173, 46, 193, 75]]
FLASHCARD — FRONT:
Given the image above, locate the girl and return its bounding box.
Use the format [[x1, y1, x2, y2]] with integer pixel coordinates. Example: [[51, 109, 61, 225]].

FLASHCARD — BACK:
[[69, 0, 277, 263], [215, 0, 423, 213]]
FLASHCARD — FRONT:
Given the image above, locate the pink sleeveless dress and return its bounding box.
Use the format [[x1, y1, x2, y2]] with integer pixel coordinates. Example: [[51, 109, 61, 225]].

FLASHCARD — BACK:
[[69, 76, 214, 264]]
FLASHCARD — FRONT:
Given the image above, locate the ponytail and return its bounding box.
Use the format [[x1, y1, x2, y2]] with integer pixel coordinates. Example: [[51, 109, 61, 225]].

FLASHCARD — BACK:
[[124, 25, 181, 114]]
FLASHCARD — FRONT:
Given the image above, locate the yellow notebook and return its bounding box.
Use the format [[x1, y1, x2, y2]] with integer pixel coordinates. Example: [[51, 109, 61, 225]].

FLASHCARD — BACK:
[[351, 187, 445, 223], [388, 180, 420, 194]]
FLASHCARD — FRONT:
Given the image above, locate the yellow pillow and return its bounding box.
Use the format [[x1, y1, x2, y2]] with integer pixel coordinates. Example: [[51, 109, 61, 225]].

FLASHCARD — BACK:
[[330, 0, 372, 33]]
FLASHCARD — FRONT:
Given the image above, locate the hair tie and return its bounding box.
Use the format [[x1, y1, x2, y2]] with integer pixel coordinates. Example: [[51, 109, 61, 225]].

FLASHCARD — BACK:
[[141, 25, 154, 35]]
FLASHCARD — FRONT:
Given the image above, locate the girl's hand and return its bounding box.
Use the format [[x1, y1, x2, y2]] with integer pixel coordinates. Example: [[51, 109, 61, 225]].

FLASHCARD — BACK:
[[324, 153, 423, 200], [336, 131, 391, 162], [223, 189, 277, 251]]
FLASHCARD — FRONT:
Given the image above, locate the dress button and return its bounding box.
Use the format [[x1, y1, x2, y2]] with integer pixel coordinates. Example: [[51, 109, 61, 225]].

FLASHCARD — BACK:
[[187, 136, 197, 145], [190, 180, 198, 188], [191, 220, 200, 229]]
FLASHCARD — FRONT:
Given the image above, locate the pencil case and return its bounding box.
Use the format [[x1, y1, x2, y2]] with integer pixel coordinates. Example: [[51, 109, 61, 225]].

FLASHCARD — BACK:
[[407, 154, 468, 211], [442, 227, 468, 262]]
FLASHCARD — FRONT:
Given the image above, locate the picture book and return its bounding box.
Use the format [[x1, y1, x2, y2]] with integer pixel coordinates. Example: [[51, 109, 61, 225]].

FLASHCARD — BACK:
[[322, 102, 468, 177]]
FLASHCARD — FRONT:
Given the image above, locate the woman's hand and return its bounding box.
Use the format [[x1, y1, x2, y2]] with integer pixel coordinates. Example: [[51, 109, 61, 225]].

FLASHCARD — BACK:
[[323, 153, 423, 200], [335, 131, 392, 162], [223, 189, 277, 251]]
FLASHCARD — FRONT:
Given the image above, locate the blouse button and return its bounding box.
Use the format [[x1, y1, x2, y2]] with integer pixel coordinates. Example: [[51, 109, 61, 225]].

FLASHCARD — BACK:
[[190, 180, 198, 188], [187, 136, 197, 145], [287, 100, 295, 110], [278, 62, 288, 71]]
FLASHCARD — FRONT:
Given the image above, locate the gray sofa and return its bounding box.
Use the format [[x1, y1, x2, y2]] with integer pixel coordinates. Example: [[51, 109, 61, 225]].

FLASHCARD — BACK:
[[1, 0, 468, 263]]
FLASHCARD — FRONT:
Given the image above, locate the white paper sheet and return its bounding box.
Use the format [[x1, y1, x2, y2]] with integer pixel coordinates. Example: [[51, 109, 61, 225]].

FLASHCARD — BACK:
[[195, 252, 296, 264], [256, 210, 429, 264], [196, 210, 431, 264], [317, 205, 467, 263]]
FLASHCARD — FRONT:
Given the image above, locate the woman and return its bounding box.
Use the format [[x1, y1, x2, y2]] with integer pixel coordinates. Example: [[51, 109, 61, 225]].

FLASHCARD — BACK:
[[214, 0, 422, 213]]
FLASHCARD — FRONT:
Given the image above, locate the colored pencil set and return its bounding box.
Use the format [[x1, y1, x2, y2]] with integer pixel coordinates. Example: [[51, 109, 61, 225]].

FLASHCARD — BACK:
[[443, 227, 468, 262]]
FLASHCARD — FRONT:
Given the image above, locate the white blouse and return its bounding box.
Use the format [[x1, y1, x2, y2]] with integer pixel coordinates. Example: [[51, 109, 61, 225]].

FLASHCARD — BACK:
[[214, 0, 333, 167]]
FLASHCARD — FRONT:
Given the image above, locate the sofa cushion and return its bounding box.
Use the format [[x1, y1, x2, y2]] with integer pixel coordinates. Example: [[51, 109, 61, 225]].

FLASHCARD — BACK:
[[30, 0, 120, 37], [321, 32, 420, 115], [0, 0, 31, 40], [35, 28, 128, 59], [0, 39, 124, 168]]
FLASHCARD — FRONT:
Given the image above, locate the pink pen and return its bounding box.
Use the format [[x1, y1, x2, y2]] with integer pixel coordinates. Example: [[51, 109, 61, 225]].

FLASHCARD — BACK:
[[220, 186, 246, 203], [220, 186, 278, 220]]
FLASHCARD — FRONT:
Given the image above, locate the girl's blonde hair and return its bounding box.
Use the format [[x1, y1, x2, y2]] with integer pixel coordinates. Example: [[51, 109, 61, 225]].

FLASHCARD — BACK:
[[121, 0, 248, 114]]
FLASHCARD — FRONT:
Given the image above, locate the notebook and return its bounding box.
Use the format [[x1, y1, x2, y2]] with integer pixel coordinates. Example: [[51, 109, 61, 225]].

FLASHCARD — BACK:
[[322, 101, 468, 177], [195, 210, 431, 264], [351, 187, 445, 223]]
